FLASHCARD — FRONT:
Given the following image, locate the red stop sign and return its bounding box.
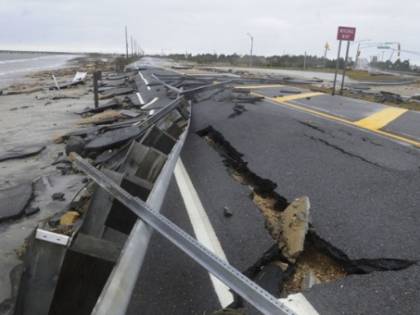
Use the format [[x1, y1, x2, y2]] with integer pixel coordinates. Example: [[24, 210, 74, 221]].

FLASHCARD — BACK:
[[337, 26, 356, 41]]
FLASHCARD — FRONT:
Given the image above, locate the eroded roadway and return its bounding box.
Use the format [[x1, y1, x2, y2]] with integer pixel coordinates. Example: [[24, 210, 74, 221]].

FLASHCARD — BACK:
[[127, 64, 420, 315]]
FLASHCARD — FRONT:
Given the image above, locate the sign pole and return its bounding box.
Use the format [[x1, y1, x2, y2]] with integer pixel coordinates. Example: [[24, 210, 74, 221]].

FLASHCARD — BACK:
[[334, 26, 356, 96], [332, 40, 342, 96], [340, 41, 351, 95]]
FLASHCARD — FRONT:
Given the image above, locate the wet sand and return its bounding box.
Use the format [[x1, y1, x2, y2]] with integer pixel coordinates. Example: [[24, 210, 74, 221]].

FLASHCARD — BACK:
[[0, 52, 79, 89], [0, 56, 101, 310]]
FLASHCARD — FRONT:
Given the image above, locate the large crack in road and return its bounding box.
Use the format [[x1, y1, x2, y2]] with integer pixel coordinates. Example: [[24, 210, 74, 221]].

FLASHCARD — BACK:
[[197, 125, 417, 313]]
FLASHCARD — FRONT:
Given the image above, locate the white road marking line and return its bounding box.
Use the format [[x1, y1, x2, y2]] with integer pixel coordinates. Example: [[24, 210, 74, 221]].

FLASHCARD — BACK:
[[175, 159, 320, 314], [174, 159, 234, 308], [138, 71, 151, 90], [141, 97, 159, 110], [279, 293, 320, 315], [136, 92, 145, 105]]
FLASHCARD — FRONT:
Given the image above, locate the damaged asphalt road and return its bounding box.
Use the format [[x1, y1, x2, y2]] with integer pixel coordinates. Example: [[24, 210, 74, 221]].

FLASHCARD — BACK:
[[122, 60, 420, 315], [2, 56, 419, 315], [173, 86, 419, 314]]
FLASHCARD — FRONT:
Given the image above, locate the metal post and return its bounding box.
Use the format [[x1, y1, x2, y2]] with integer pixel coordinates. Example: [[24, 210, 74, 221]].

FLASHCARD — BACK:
[[354, 42, 360, 69], [332, 40, 342, 96], [247, 33, 254, 67], [340, 41, 351, 95], [125, 26, 128, 60], [93, 71, 101, 108]]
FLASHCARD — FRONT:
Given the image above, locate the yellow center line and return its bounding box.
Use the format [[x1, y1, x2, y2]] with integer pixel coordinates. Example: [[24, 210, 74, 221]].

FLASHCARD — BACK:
[[234, 84, 285, 89], [354, 107, 408, 130], [275, 92, 324, 102], [252, 92, 420, 148]]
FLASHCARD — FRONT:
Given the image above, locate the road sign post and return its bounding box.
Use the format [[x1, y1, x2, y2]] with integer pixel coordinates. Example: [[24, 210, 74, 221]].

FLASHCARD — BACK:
[[340, 41, 351, 95], [332, 26, 356, 96], [332, 40, 342, 96]]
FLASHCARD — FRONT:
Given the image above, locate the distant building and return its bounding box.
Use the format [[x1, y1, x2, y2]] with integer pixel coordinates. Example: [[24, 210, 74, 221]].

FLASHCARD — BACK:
[[355, 58, 369, 70]]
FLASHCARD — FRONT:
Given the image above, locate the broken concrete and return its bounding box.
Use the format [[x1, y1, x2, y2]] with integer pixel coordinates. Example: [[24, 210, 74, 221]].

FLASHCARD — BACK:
[[99, 87, 134, 100], [78, 110, 122, 125], [84, 126, 141, 151], [0, 145, 46, 162], [65, 136, 86, 156], [0, 183, 33, 222], [278, 197, 310, 262]]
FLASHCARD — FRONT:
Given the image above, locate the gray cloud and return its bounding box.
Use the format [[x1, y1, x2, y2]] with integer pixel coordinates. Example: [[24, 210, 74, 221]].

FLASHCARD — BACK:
[[0, 0, 419, 63]]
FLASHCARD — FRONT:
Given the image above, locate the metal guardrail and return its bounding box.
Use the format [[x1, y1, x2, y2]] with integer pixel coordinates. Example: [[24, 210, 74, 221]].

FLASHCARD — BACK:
[[70, 151, 295, 315], [91, 121, 189, 315]]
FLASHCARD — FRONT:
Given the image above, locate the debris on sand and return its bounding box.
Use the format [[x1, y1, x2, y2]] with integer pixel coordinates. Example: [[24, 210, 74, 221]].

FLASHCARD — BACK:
[[65, 136, 86, 156], [0, 144, 46, 162], [282, 244, 347, 295], [375, 91, 404, 104], [51, 192, 65, 201], [78, 110, 122, 125], [49, 71, 87, 90], [0, 183, 33, 222]]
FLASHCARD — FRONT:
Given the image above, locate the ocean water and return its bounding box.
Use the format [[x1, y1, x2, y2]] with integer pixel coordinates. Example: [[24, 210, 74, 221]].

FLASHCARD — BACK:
[[0, 52, 79, 88]]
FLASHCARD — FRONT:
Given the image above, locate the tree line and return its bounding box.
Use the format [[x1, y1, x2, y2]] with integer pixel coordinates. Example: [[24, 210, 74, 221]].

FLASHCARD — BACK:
[[166, 53, 349, 69], [165, 53, 418, 73]]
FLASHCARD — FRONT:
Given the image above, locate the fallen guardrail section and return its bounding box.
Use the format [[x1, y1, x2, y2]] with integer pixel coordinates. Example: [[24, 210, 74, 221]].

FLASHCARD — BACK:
[[13, 66, 295, 315]]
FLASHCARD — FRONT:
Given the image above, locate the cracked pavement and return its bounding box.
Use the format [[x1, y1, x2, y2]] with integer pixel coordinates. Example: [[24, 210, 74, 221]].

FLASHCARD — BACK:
[[131, 63, 420, 314]]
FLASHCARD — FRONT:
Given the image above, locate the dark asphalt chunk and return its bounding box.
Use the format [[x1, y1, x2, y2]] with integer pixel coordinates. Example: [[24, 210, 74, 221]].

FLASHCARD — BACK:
[[252, 87, 305, 98], [382, 110, 420, 141], [84, 126, 140, 151], [51, 192, 65, 201], [291, 94, 387, 121], [75, 98, 121, 115], [0, 183, 33, 222], [304, 264, 420, 315], [99, 87, 134, 100], [65, 136, 85, 155], [0, 144, 45, 162]]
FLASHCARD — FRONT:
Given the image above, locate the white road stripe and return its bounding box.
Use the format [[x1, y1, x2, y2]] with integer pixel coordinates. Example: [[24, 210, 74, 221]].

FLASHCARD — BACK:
[[175, 159, 320, 314], [141, 97, 159, 110], [136, 92, 145, 105], [138, 71, 151, 90], [279, 293, 320, 315], [174, 159, 234, 308]]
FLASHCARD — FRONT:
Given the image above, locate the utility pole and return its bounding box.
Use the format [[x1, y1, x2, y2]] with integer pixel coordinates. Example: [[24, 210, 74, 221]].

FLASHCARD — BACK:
[[130, 36, 134, 57], [247, 33, 254, 67], [303, 51, 307, 70], [125, 26, 129, 59], [354, 42, 361, 69]]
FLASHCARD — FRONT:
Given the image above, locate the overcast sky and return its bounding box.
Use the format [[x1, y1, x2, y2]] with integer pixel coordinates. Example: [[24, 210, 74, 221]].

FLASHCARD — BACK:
[[1, 0, 419, 63]]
